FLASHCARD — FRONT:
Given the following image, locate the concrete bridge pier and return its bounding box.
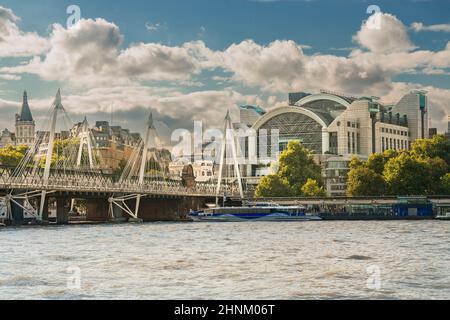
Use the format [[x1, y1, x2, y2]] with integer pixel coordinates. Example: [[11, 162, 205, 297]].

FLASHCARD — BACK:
[[110, 202, 127, 222], [86, 198, 110, 222], [10, 198, 24, 225], [137, 197, 205, 221], [56, 197, 70, 225]]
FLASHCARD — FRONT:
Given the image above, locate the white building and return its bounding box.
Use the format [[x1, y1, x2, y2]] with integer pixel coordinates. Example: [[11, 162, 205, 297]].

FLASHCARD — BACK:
[[236, 90, 430, 196], [169, 159, 215, 183]]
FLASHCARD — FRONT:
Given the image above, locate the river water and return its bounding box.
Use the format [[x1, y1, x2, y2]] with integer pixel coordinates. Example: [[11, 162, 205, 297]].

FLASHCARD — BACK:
[[0, 221, 449, 300]]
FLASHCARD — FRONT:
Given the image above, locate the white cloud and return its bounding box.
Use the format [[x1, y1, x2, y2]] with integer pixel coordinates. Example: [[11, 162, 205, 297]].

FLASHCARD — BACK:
[[0, 19, 216, 87], [0, 6, 49, 57], [0, 7, 449, 133], [411, 22, 450, 33], [353, 13, 414, 54], [145, 22, 163, 32], [0, 74, 20, 80], [2, 87, 264, 133]]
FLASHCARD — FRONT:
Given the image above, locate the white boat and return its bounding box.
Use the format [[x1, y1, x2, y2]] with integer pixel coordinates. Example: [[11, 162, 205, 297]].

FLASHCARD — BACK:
[[436, 212, 450, 220], [192, 203, 322, 222]]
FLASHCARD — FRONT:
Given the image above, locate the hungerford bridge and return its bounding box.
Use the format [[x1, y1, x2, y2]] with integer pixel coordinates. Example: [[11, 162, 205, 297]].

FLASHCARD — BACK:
[[0, 90, 244, 224]]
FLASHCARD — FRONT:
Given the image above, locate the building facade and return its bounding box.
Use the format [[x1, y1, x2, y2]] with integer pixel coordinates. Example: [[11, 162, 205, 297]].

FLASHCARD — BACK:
[[0, 129, 15, 148], [15, 91, 35, 147], [90, 121, 141, 170], [169, 159, 215, 183], [236, 90, 430, 196]]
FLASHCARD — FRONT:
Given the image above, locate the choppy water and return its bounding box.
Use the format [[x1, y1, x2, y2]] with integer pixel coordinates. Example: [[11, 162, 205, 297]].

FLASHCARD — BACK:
[[0, 221, 449, 300]]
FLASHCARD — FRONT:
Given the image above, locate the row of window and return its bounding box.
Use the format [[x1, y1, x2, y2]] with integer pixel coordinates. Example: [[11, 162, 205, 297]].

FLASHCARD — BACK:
[[347, 121, 360, 129], [17, 127, 34, 137], [381, 137, 410, 152], [196, 171, 213, 177], [380, 127, 409, 136], [17, 138, 33, 144], [347, 132, 361, 154]]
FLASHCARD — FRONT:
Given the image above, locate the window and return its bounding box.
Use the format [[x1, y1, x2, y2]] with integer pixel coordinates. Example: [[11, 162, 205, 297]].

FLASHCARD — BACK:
[[347, 121, 351, 127], [347, 132, 351, 154], [352, 132, 355, 154], [357, 133, 360, 154], [382, 137, 385, 152]]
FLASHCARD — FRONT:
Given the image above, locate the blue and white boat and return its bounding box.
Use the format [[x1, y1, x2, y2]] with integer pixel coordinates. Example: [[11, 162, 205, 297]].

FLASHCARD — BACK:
[[192, 203, 322, 222]]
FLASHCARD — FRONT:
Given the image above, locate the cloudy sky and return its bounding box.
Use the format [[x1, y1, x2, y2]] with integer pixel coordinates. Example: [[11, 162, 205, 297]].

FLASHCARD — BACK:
[[0, 0, 450, 140]]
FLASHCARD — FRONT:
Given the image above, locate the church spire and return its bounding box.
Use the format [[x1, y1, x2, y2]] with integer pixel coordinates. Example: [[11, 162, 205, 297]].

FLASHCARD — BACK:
[[18, 90, 34, 122]]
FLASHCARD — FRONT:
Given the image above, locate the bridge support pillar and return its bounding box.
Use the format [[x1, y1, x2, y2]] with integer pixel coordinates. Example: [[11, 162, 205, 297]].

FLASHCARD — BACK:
[[137, 197, 204, 221], [86, 198, 109, 222], [56, 198, 69, 225], [10, 199, 24, 225], [39, 197, 49, 223], [110, 204, 127, 222]]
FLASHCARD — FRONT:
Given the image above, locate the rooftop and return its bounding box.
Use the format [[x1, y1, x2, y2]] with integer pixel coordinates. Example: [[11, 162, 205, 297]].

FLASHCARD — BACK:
[[239, 105, 266, 115], [17, 91, 34, 122]]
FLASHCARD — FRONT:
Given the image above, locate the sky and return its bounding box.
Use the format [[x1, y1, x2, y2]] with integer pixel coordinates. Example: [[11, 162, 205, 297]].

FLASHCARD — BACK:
[[0, 0, 450, 140]]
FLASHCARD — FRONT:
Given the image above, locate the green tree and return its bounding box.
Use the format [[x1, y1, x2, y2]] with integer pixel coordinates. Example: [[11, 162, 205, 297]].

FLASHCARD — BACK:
[[255, 174, 291, 198], [383, 153, 430, 195], [366, 153, 386, 175], [425, 157, 448, 194], [277, 141, 323, 193], [440, 173, 450, 195], [254, 141, 323, 197], [0, 145, 29, 167], [347, 166, 385, 196], [411, 134, 450, 166], [301, 178, 326, 197], [348, 155, 364, 170], [38, 138, 81, 168]]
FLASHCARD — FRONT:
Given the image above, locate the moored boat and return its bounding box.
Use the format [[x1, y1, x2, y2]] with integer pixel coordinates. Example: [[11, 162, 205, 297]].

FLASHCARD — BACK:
[[436, 211, 450, 220], [192, 204, 322, 222]]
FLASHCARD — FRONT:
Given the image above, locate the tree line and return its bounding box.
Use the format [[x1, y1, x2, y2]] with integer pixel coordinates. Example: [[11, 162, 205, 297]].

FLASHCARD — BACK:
[[347, 134, 450, 196], [254, 134, 450, 198]]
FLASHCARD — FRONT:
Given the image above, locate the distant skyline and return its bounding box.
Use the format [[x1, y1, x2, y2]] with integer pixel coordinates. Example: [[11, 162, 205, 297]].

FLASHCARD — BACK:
[[0, 0, 450, 138]]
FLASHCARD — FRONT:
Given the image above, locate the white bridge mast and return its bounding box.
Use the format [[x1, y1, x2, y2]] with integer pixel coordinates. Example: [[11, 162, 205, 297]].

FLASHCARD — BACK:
[[215, 111, 244, 205], [38, 89, 64, 221]]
